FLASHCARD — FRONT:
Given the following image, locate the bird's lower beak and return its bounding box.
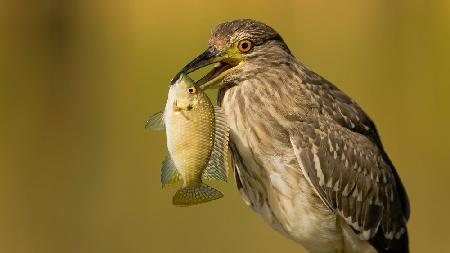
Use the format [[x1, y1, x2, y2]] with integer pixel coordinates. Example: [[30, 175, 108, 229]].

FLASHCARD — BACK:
[[171, 47, 241, 90]]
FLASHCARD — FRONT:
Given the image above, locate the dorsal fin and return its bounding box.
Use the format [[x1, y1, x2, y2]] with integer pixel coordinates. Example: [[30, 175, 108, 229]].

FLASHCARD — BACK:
[[202, 106, 229, 182]]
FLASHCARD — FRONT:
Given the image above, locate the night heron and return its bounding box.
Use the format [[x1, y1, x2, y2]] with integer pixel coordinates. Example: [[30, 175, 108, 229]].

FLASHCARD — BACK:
[[171, 19, 409, 253]]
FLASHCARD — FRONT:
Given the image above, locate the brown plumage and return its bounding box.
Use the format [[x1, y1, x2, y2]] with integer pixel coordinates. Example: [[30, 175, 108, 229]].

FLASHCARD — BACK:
[[173, 19, 409, 253]]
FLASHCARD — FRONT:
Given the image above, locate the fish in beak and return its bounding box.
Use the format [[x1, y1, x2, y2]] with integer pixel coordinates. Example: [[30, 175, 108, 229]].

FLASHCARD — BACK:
[[170, 47, 242, 90]]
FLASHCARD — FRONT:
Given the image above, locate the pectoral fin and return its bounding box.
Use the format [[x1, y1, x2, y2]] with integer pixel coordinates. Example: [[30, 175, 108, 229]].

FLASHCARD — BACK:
[[145, 111, 165, 130], [202, 106, 229, 182], [161, 155, 181, 187]]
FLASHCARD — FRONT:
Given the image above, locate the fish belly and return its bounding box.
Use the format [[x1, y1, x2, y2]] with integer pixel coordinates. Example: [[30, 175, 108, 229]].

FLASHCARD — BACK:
[[166, 109, 214, 186]]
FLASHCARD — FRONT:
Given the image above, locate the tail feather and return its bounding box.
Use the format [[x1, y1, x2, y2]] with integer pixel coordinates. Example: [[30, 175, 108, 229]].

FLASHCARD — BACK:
[[370, 229, 409, 253], [172, 184, 223, 206]]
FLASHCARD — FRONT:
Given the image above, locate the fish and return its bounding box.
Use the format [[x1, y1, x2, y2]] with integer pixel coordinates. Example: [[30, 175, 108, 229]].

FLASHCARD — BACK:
[[145, 73, 229, 206]]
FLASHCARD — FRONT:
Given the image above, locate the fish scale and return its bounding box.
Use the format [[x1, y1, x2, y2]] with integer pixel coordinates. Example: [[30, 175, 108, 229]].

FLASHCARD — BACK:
[[146, 74, 229, 206]]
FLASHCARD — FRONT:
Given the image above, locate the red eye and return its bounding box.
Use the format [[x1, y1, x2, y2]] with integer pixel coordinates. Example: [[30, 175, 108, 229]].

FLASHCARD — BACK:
[[188, 87, 196, 94], [238, 39, 253, 53]]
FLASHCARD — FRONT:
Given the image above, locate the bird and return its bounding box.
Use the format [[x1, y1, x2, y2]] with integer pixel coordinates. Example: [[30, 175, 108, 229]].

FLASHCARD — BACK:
[[170, 19, 410, 253]]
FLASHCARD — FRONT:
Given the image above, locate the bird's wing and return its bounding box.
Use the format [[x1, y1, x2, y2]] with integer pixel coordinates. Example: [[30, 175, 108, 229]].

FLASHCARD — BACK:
[[289, 116, 408, 247], [301, 70, 382, 144]]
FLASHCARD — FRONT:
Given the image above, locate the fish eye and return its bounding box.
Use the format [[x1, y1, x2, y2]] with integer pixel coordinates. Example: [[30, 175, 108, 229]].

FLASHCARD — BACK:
[[238, 39, 253, 53], [187, 86, 196, 94]]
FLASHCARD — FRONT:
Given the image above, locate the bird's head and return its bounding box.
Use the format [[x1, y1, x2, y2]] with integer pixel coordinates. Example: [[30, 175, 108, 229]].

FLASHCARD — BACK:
[[171, 19, 291, 89]]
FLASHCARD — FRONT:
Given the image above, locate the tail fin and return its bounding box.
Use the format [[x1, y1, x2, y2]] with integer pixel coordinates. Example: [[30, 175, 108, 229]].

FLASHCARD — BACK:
[[172, 184, 223, 206]]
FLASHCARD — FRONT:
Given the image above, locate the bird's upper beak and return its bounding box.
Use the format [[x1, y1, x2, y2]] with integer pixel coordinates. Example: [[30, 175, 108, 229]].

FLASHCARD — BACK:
[[170, 47, 242, 90]]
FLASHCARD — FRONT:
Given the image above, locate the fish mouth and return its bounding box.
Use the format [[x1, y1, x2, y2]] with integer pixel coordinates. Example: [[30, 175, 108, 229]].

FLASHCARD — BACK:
[[170, 47, 242, 90]]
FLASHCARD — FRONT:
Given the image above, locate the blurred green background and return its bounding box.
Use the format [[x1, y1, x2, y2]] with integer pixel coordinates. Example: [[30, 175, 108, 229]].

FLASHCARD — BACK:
[[1, 0, 449, 252]]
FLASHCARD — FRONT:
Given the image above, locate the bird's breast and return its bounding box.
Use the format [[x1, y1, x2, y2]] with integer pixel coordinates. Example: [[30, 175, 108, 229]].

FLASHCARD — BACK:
[[220, 80, 302, 227], [219, 81, 342, 250]]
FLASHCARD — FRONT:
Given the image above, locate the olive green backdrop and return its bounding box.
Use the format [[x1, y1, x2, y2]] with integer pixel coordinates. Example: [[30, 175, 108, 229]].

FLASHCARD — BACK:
[[1, 1, 449, 252]]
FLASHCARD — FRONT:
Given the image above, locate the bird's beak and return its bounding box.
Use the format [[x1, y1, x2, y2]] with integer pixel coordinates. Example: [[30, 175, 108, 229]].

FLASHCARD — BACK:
[[171, 47, 242, 90]]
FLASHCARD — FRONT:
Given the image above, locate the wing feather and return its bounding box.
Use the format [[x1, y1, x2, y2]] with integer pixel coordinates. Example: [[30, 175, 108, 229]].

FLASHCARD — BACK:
[[290, 116, 408, 249]]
